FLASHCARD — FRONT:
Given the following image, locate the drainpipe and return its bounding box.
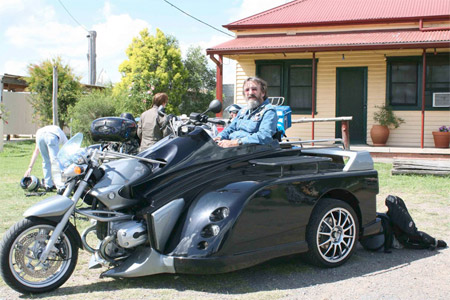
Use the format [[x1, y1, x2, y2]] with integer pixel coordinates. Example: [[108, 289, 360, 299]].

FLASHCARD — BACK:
[[421, 49, 426, 148], [311, 52, 316, 145], [209, 54, 223, 117]]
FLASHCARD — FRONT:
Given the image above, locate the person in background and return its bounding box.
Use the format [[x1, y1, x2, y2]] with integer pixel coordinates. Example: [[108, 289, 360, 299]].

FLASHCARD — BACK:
[[214, 77, 278, 148], [137, 92, 171, 152], [24, 125, 68, 192], [225, 104, 242, 123]]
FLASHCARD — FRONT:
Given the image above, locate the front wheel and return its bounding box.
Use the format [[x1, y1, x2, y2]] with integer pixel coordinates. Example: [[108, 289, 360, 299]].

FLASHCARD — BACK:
[[0, 217, 78, 294], [305, 198, 359, 268]]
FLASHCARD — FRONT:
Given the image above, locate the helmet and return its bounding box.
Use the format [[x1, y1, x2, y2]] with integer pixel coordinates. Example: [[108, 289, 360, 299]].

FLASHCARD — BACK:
[[120, 112, 135, 121], [360, 213, 391, 252], [360, 231, 385, 252], [225, 104, 241, 114], [20, 176, 40, 192]]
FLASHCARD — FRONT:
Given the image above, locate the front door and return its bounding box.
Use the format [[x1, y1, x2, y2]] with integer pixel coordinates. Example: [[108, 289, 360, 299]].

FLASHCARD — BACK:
[[336, 67, 367, 144]]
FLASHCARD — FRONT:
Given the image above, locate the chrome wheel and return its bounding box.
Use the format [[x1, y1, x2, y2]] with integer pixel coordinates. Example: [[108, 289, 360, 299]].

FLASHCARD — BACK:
[[0, 218, 78, 293], [305, 198, 359, 268], [316, 207, 356, 263]]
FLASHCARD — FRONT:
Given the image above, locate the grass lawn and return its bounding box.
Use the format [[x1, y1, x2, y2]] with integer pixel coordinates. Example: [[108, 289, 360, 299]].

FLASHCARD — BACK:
[[0, 140, 449, 299]]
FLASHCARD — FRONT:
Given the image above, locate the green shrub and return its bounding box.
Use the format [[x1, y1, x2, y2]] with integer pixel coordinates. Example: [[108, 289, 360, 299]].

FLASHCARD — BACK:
[[67, 89, 118, 144], [373, 105, 405, 129]]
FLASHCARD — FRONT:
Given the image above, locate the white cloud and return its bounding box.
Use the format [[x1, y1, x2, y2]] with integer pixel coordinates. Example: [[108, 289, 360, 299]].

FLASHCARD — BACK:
[[0, 0, 27, 15], [3, 60, 29, 76], [94, 14, 149, 59], [92, 9, 150, 83], [4, 4, 87, 61], [2, 0, 150, 83]]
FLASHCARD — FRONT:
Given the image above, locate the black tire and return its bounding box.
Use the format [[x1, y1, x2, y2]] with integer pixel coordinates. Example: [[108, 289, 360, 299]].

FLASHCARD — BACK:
[[0, 217, 78, 294], [305, 198, 359, 268]]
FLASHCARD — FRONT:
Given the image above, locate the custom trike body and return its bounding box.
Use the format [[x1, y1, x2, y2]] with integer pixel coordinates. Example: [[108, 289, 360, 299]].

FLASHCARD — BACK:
[[0, 101, 381, 294]]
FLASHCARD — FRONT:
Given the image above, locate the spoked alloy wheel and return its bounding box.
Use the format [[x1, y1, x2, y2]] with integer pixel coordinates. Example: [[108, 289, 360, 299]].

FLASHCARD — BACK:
[[305, 198, 359, 268], [0, 217, 78, 294]]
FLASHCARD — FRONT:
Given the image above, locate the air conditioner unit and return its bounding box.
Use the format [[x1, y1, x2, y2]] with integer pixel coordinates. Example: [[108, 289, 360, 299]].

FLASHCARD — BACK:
[[433, 93, 450, 107]]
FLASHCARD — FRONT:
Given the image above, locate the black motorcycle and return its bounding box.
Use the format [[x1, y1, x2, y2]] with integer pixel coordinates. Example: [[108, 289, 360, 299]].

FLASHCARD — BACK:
[[0, 100, 381, 294]]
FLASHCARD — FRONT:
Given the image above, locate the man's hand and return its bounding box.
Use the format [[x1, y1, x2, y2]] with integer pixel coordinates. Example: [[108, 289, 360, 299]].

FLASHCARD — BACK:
[[217, 139, 240, 148], [213, 136, 221, 142]]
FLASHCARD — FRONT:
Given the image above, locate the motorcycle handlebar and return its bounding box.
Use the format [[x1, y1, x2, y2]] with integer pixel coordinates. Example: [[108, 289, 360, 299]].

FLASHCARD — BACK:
[[207, 118, 226, 126]]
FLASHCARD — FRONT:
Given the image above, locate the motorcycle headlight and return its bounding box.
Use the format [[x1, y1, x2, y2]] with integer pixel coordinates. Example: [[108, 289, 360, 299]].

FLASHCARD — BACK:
[[52, 149, 88, 186], [62, 164, 87, 177]]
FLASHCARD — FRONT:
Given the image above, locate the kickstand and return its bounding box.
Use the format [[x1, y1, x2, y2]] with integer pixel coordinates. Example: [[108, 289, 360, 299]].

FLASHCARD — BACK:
[[25, 192, 47, 197]]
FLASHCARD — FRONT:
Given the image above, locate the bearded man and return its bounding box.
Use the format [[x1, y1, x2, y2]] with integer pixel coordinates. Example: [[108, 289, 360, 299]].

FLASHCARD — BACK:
[[214, 77, 278, 148]]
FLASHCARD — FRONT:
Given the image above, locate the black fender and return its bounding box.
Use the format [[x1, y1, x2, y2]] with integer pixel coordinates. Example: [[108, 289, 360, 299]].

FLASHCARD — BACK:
[[170, 181, 261, 257]]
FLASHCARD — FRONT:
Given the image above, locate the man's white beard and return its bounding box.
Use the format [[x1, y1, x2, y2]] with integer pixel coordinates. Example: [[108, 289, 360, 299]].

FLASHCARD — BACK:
[[247, 99, 259, 109]]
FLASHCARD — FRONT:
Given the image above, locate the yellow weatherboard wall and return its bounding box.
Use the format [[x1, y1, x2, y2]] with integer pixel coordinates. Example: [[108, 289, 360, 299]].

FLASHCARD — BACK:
[[230, 48, 450, 147]]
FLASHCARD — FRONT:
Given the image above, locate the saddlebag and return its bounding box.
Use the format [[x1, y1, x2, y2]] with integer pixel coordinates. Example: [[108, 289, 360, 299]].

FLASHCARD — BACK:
[[91, 117, 137, 142]]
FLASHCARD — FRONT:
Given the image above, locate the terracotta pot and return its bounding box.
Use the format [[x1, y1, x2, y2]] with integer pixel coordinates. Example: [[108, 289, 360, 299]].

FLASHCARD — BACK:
[[370, 125, 390, 146], [432, 131, 450, 148]]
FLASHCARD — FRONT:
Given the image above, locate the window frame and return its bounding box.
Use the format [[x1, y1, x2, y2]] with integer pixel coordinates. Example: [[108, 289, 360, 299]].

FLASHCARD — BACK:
[[256, 59, 317, 114], [386, 54, 450, 111]]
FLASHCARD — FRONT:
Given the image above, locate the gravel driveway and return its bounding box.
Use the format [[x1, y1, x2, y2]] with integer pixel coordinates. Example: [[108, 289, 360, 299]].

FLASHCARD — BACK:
[[1, 238, 448, 300]]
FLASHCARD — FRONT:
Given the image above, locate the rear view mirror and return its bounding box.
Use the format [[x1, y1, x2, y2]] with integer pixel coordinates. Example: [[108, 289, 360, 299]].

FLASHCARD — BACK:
[[207, 99, 222, 114]]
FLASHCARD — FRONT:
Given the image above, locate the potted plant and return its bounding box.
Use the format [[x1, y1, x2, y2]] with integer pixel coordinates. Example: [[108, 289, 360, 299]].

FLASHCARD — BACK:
[[432, 126, 449, 148], [370, 105, 404, 146]]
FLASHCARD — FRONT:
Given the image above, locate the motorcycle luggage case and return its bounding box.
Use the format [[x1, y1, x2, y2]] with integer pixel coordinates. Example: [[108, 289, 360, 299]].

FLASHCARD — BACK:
[[91, 117, 137, 142]]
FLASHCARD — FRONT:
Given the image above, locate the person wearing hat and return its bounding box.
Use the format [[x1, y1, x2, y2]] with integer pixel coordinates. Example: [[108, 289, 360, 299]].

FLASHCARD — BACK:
[[24, 125, 68, 192], [225, 104, 241, 122]]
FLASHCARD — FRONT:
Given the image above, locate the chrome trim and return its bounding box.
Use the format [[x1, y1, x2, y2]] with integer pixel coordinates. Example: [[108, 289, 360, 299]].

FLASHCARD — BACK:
[[301, 148, 374, 171], [151, 198, 185, 252], [101, 247, 175, 278], [101, 150, 167, 165], [280, 138, 343, 145], [75, 209, 133, 222], [81, 224, 97, 254]]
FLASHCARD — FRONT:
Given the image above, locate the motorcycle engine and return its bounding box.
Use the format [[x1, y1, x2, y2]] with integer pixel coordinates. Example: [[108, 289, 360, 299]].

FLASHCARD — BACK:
[[112, 220, 147, 248]]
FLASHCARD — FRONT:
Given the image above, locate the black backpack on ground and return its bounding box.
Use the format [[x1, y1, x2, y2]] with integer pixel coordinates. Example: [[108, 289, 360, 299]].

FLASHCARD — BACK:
[[385, 195, 447, 250]]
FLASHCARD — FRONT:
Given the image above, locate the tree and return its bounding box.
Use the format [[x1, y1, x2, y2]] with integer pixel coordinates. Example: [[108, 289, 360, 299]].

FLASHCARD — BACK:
[[114, 28, 188, 116], [179, 46, 216, 115], [25, 57, 82, 128], [67, 88, 120, 144]]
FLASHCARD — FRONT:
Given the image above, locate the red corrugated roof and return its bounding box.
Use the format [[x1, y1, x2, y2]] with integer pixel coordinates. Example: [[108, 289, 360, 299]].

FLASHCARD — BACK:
[[226, 0, 450, 29], [207, 30, 450, 54]]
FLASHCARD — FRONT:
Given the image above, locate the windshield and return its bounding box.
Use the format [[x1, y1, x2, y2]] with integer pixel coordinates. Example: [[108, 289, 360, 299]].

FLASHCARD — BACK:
[[57, 132, 84, 168]]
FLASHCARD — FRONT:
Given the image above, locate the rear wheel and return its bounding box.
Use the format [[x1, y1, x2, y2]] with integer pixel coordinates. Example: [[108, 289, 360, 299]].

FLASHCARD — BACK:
[[0, 217, 78, 294], [305, 198, 359, 268]]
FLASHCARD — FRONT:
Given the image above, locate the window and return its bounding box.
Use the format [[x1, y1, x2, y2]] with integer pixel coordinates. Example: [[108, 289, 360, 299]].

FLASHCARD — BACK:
[[425, 55, 450, 107], [256, 59, 316, 113], [387, 54, 450, 110], [389, 61, 418, 106], [259, 64, 281, 97]]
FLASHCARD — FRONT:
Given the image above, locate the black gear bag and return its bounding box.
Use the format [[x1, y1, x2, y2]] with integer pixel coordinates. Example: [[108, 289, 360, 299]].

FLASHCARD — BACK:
[[385, 195, 447, 250]]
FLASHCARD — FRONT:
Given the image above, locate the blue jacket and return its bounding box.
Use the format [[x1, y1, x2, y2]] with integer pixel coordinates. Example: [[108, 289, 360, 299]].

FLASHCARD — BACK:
[[218, 99, 278, 145]]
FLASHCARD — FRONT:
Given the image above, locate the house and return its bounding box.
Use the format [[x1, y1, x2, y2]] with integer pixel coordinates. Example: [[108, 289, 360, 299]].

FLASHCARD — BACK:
[[207, 0, 450, 148]]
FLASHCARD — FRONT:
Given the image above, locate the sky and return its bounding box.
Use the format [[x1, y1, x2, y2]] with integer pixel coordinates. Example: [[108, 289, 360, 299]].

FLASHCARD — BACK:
[[0, 0, 291, 85]]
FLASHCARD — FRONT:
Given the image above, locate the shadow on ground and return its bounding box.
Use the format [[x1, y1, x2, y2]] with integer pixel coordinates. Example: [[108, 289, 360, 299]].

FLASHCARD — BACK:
[[15, 243, 447, 299]]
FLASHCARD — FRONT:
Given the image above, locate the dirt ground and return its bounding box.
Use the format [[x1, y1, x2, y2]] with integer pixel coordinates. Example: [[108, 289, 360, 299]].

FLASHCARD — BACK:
[[0, 237, 448, 300], [1, 157, 448, 299]]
